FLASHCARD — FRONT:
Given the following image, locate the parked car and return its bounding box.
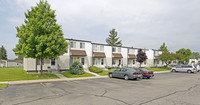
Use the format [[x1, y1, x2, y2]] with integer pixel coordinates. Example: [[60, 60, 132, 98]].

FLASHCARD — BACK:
[[136, 68, 154, 79], [108, 68, 143, 80], [171, 65, 197, 73], [193, 64, 200, 72]]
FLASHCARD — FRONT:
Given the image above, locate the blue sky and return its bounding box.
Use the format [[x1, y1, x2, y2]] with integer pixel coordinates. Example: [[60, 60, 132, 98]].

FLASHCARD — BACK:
[[0, 0, 200, 59]]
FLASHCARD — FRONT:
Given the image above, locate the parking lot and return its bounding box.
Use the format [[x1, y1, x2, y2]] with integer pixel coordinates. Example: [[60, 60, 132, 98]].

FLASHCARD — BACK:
[[0, 72, 200, 105]]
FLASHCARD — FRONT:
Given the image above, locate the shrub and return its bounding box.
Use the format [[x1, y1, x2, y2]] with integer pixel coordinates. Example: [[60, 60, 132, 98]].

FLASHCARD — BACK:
[[89, 66, 103, 73], [70, 60, 84, 75]]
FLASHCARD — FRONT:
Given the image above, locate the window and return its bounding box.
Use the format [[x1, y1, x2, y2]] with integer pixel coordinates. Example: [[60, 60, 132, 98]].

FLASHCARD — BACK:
[[36, 58, 44, 65], [128, 49, 134, 54], [112, 47, 116, 52], [100, 45, 104, 51], [133, 59, 135, 64], [80, 42, 85, 49], [101, 58, 104, 65], [93, 58, 98, 65], [118, 48, 121, 52], [128, 59, 131, 65], [51, 58, 55, 65], [70, 41, 76, 48], [93, 45, 97, 51], [119, 59, 121, 65], [81, 58, 85, 65], [70, 57, 77, 64], [112, 59, 115, 65]]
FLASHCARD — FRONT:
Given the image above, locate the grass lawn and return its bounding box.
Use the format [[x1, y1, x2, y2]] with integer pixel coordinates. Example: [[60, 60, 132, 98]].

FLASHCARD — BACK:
[[144, 67, 172, 72], [61, 71, 95, 78], [0, 84, 7, 89], [97, 69, 116, 76], [0, 67, 59, 82]]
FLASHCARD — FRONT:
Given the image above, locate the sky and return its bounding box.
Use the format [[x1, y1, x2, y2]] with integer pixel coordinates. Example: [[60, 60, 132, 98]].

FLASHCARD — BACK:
[[0, 0, 200, 59]]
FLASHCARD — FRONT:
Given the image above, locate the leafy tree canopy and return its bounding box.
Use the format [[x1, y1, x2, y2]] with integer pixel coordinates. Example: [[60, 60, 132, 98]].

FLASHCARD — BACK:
[[13, 0, 68, 76], [106, 29, 122, 46], [176, 48, 192, 63], [174, 53, 185, 64], [136, 49, 147, 67], [159, 42, 169, 52], [13, 0, 68, 59], [158, 52, 175, 66], [191, 52, 200, 59]]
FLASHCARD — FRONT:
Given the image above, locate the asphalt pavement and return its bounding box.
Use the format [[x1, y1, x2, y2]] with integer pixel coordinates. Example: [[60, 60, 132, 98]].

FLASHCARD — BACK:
[[0, 72, 200, 105]]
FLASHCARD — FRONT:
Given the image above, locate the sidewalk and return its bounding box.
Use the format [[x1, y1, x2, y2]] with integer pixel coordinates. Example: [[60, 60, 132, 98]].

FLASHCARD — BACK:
[[1, 71, 170, 85]]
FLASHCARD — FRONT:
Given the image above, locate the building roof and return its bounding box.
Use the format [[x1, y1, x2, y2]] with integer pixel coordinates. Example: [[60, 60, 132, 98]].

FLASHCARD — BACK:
[[128, 54, 136, 59], [93, 52, 106, 58], [112, 53, 123, 58], [66, 38, 159, 50], [70, 50, 87, 56]]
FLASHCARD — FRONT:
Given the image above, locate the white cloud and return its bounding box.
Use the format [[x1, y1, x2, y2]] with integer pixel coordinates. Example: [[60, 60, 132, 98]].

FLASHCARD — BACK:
[[1, 0, 200, 58]]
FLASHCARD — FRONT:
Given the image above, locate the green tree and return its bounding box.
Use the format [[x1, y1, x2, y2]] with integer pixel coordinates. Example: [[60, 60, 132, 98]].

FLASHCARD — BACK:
[[159, 42, 169, 52], [158, 52, 175, 66], [136, 49, 147, 67], [106, 29, 122, 46], [15, 55, 23, 60], [176, 48, 192, 63], [0, 45, 7, 60], [13, 0, 68, 76], [174, 53, 184, 64], [191, 52, 200, 59]]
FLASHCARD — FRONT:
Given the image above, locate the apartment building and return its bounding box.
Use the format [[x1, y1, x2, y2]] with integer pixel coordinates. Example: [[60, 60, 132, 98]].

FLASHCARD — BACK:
[[23, 38, 163, 72]]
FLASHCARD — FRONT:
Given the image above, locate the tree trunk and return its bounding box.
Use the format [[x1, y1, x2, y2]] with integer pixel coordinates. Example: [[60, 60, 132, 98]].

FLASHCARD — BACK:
[[35, 58, 38, 73], [40, 57, 43, 77], [140, 62, 142, 68]]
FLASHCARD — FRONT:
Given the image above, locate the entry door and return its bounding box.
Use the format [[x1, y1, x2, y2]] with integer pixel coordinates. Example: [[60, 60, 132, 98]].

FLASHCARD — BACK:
[[51, 58, 56, 69], [80, 57, 85, 68]]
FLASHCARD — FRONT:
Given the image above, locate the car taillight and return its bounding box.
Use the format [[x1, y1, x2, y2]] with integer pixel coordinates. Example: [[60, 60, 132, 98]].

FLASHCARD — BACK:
[[140, 72, 142, 74], [193, 68, 196, 70], [133, 72, 137, 75], [145, 72, 149, 75]]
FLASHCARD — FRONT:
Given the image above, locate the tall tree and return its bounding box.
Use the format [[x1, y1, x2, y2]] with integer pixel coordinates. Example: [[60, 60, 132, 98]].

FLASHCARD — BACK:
[[13, 0, 68, 76], [159, 42, 169, 52], [136, 49, 147, 67], [174, 53, 184, 64], [176, 48, 192, 63], [0, 45, 7, 60], [106, 29, 122, 46]]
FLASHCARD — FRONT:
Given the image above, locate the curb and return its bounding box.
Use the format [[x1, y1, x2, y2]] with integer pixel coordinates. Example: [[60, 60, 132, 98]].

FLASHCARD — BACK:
[[1, 71, 170, 85], [7, 76, 108, 85]]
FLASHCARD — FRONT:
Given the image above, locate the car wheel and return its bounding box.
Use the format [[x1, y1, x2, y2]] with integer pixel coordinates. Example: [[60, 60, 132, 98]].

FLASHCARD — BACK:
[[147, 77, 150, 79], [172, 69, 176, 72], [187, 70, 192, 74], [109, 73, 113, 78], [124, 75, 129, 80]]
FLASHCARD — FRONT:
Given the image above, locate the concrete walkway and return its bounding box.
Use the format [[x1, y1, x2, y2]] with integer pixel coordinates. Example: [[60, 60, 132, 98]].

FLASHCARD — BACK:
[[0, 71, 170, 85], [55, 74, 68, 79], [84, 69, 100, 76]]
